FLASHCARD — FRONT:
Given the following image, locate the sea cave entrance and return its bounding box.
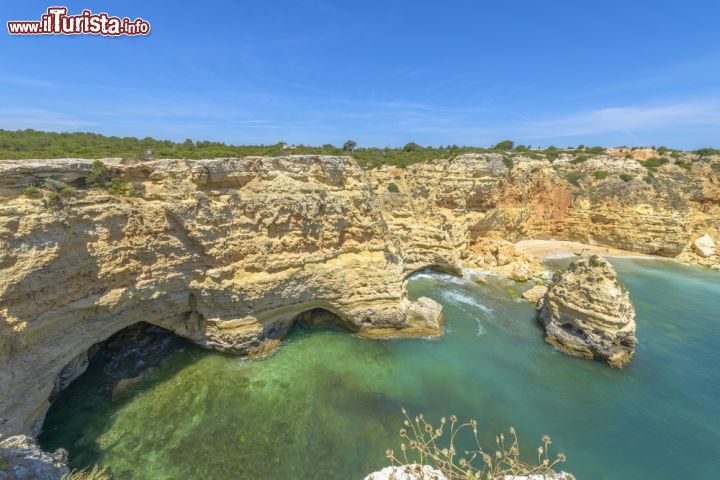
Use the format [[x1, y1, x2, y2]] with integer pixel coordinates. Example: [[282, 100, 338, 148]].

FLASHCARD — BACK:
[[289, 307, 360, 334], [47, 322, 192, 413]]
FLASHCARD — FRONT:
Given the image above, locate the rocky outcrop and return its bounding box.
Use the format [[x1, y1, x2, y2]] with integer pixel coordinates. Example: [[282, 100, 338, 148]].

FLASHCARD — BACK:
[[363, 465, 446, 480], [538, 255, 637, 367], [0, 435, 69, 479], [362, 465, 576, 480], [693, 233, 716, 257], [1, 152, 717, 435], [0, 156, 444, 436], [522, 285, 547, 305]]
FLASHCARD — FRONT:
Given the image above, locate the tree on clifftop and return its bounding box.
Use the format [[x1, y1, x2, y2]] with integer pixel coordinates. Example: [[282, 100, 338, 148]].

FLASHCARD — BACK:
[[343, 140, 357, 151], [493, 140, 515, 151]]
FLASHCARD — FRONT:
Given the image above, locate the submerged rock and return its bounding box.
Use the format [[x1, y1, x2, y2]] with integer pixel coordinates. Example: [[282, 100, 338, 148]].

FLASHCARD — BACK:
[[0, 435, 69, 479], [538, 255, 637, 368]]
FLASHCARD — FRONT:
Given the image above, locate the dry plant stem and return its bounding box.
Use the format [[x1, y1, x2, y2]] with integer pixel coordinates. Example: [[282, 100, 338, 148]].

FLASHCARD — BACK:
[[388, 410, 567, 479]]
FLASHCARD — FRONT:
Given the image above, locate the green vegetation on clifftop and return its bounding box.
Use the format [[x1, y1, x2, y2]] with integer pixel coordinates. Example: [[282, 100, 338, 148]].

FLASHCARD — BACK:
[[1, 129, 718, 171]]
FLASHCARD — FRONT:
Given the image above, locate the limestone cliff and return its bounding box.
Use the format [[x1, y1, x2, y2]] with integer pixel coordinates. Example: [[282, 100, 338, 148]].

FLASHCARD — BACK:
[[0, 156, 443, 436], [538, 255, 638, 367], [371, 153, 720, 265], [0, 152, 718, 436]]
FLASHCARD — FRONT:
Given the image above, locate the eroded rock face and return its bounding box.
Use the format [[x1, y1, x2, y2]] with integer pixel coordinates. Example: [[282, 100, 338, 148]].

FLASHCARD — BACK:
[[371, 153, 720, 259], [0, 156, 443, 436], [0, 435, 69, 480], [538, 255, 637, 367], [1, 153, 717, 435]]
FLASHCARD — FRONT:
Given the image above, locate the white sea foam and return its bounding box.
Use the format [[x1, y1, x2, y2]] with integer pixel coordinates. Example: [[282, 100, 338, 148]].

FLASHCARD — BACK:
[[409, 270, 466, 285], [442, 290, 493, 313], [462, 268, 501, 281]]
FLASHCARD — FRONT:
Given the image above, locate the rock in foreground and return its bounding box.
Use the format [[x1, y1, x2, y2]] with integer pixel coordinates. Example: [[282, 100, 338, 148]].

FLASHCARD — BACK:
[[364, 465, 446, 480], [538, 255, 637, 367], [0, 435, 69, 479], [363, 465, 575, 480]]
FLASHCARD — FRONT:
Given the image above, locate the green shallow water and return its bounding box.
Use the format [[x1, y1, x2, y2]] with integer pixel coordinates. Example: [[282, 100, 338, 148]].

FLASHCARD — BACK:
[[39, 258, 720, 479]]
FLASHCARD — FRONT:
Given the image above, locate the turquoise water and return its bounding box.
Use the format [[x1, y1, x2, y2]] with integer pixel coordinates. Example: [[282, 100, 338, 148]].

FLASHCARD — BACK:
[[39, 258, 720, 479]]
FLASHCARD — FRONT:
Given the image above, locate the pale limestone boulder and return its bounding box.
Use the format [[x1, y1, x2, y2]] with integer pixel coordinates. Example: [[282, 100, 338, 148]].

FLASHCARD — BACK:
[[364, 465, 446, 480], [693, 234, 716, 257], [522, 285, 547, 305], [403, 297, 444, 331], [362, 465, 575, 480], [538, 255, 637, 368]]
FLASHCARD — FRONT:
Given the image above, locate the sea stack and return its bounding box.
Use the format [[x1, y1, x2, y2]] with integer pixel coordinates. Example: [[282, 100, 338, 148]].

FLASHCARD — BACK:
[[538, 255, 637, 368]]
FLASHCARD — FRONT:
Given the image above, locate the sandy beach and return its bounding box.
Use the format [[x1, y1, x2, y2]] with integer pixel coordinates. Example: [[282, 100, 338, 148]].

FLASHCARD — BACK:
[[515, 239, 657, 260]]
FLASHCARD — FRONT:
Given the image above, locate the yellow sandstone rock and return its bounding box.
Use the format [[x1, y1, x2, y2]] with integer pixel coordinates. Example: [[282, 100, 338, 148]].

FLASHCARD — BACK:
[[0, 152, 718, 435]]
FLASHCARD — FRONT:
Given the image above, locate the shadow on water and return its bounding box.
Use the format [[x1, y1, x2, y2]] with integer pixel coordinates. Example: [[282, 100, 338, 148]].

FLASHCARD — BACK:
[[38, 323, 207, 472]]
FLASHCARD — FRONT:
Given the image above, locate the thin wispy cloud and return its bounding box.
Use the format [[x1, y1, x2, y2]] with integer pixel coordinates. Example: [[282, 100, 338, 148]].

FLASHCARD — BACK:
[[0, 108, 94, 130], [514, 98, 720, 140], [0, 74, 55, 88]]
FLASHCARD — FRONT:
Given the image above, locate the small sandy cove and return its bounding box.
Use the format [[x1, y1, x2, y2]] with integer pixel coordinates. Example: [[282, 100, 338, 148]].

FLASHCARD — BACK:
[[515, 239, 655, 260]]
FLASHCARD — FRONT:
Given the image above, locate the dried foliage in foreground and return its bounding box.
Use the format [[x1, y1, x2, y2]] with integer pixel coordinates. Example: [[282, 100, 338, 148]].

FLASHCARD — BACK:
[[62, 465, 112, 480], [385, 409, 568, 479]]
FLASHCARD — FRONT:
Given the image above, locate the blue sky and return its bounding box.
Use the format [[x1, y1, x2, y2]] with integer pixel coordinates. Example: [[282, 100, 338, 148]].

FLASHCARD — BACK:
[[2, 1, 719, 148]]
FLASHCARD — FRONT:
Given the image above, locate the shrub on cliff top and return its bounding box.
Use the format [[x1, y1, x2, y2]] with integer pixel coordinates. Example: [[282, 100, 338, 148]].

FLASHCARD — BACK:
[[693, 148, 720, 157], [85, 160, 136, 196], [106, 177, 136, 196], [85, 160, 112, 187], [593, 170, 608, 180], [385, 409, 567, 480], [565, 173, 582, 187], [619, 173, 635, 182], [22, 185, 42, 198], [387, 182, 400, 193], [642, 157, 668, 171], [493, 140, 515, 151]]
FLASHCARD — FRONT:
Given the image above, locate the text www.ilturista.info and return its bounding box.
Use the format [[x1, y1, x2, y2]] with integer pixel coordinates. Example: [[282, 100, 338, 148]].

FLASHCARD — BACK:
[[7, 7, 150, 36]]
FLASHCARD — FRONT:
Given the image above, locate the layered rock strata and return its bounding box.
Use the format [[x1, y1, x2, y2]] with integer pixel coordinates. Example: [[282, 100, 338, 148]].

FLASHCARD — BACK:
[[0, 156, 443, 436], [1, 152, 718, 435], [537, 255, 638, 367]]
